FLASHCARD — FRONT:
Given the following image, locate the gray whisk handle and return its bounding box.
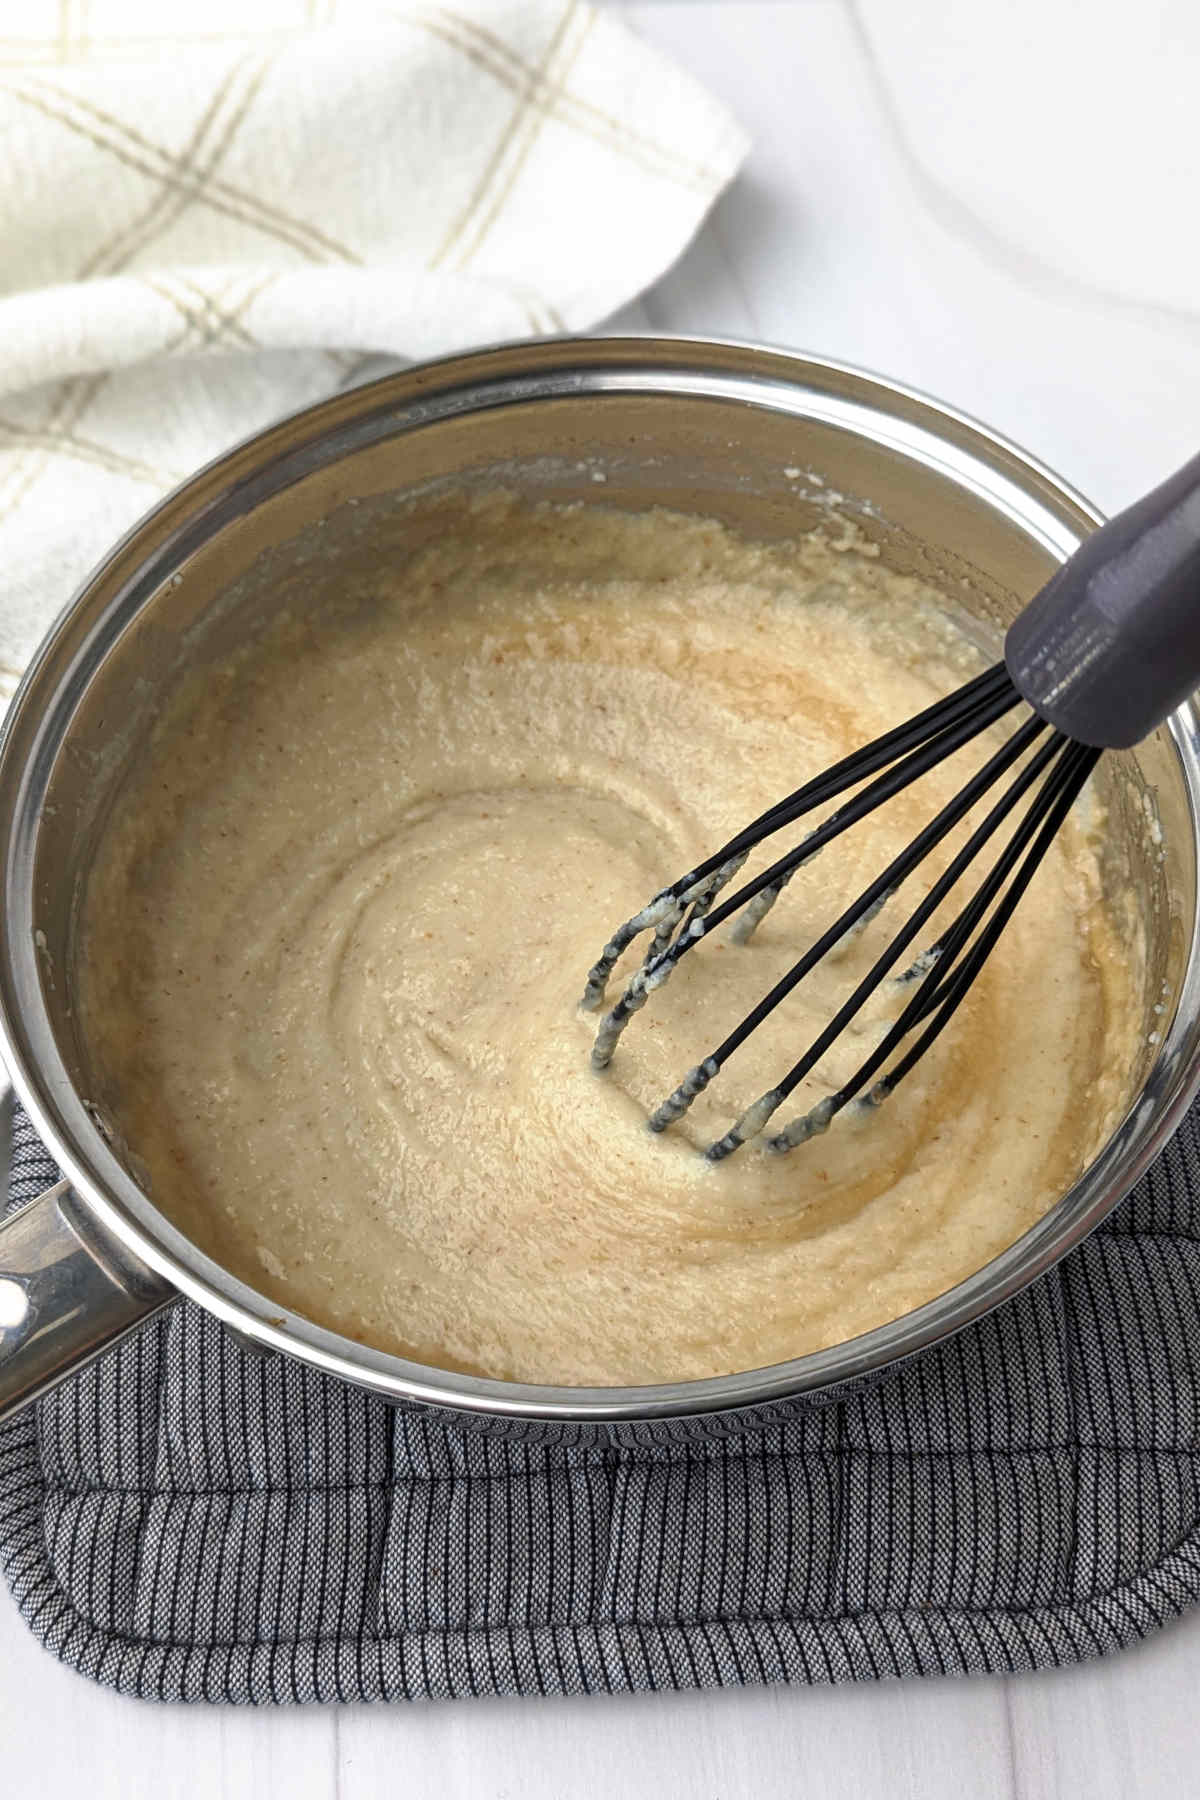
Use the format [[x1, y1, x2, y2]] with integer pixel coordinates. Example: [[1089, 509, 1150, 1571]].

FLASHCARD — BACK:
[[1005, 448, 1200, 749]]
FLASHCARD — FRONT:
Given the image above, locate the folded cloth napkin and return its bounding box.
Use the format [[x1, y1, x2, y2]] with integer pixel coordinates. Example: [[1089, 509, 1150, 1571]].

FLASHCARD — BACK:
[[0, 0, 747, 703]]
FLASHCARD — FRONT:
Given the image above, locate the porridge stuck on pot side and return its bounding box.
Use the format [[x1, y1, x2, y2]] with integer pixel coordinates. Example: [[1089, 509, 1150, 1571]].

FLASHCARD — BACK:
[[79, 497, 1142, 1385]]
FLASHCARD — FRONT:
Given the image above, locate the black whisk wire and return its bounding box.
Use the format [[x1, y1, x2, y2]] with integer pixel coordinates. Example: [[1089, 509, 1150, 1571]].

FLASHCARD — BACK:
[[683, 661, 1014, 881], [586, 667, 1024, 1069], [578, 662, 1015, 1019], [847, 742, 1099, 1092], [757, 735, 1099, 1155], [579, 661, 1103, 1161], [695, 722, 1071, 1158], [648, 710, 1053, 1149]]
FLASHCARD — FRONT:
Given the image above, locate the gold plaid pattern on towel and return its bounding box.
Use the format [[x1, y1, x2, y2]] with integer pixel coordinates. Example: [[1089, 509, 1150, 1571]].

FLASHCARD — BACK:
[[0, 0, 747, 702]]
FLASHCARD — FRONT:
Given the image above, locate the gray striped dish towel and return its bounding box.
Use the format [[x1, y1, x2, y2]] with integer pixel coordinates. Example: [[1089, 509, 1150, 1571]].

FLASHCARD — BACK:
[[3, 1097, 1200, 1704]]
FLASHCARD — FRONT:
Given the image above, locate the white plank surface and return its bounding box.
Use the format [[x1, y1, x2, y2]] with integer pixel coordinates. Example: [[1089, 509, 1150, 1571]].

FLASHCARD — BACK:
[[6, 1, 1200, 1792]]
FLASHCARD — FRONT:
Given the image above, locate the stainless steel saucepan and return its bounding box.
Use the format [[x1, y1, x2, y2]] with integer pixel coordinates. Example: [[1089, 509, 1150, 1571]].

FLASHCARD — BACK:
[[2, 337, 1198, 1445]]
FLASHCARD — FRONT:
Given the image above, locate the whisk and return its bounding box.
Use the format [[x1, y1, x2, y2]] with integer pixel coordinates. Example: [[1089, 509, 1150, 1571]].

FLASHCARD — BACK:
[[581, 449, 1200, 1161]]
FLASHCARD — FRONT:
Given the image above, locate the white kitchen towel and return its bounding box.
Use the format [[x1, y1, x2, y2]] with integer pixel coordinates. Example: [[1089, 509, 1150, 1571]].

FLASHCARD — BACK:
[[0, 0, 748, 705]]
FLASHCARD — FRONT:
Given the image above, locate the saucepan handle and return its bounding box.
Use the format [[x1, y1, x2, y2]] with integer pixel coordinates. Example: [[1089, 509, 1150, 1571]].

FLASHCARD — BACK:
[[0, 1177, 175, 1423]]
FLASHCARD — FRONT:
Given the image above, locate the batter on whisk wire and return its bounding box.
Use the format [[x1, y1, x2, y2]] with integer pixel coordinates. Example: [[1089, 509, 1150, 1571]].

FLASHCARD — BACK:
[[80, 493, 1142, 1386]]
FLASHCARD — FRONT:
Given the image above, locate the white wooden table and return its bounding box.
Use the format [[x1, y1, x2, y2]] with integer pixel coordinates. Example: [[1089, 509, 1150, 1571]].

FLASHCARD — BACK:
[[6, 1, 1200, 1792]]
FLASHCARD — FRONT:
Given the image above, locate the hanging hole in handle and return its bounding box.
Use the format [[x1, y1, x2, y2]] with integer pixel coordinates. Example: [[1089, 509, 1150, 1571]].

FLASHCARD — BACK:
[[0, 1276, 27, 1328], [0, 1155, 176, 1423]]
